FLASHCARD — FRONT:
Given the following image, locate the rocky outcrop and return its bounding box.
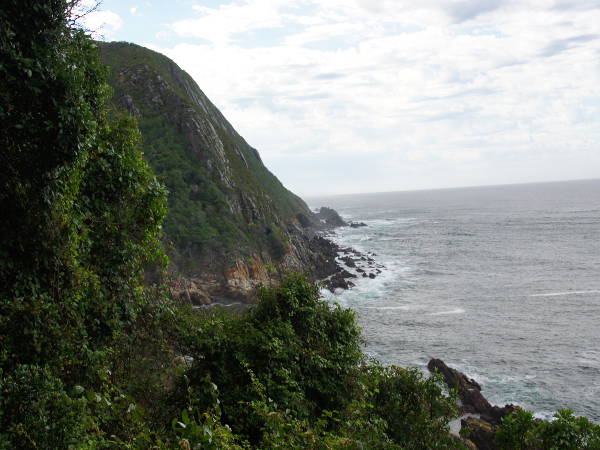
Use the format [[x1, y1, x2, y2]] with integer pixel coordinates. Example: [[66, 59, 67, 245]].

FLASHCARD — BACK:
[[349, 221, 367, 228], [428, 359, 521, 450], [315, 207, 347, 228], [428, 359, 519, 424]]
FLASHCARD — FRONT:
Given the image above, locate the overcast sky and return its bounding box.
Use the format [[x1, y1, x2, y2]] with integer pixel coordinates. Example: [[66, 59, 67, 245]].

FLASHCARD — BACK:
[[82, 0, 600, 196]]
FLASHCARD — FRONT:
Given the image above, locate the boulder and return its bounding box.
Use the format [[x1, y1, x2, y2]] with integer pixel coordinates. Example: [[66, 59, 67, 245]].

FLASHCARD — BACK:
[[341, 256, 356, 268], [349, 221, 367, 228]]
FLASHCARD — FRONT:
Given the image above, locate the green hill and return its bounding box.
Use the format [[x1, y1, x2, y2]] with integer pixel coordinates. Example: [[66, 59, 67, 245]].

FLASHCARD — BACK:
[[98, 41, 329, 302]]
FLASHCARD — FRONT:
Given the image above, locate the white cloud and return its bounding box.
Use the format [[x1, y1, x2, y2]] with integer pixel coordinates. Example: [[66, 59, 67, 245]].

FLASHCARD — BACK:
[[130, 6, 138, 15], [76, 3, 124, 40], [146, 0, 600, 195]]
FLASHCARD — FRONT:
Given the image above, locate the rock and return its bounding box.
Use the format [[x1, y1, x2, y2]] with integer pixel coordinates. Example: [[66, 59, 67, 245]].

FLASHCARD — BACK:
[[339, 269, 357, 279], [327, 273, 350, 292], [341, 256, 356, 268], [461, 417, 498, 450], [427, 359, 520, 425], [349, 221, 367, 228], [428, 359, 493, 416], [362, 273, 368, 277], [369, 273, 376, 279], [356, 268, 365, 273], [315, 207, 347, 228]]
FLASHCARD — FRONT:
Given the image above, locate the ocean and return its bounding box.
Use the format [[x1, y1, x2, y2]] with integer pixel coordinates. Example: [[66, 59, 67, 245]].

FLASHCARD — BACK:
[[308, 179, 600, 422]]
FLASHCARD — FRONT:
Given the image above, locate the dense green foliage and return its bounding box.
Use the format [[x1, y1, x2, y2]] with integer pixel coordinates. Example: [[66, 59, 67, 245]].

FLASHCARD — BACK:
[[0, 0, 167, 446], [496, 408, 600, 450], [164, 275, 462, 449]]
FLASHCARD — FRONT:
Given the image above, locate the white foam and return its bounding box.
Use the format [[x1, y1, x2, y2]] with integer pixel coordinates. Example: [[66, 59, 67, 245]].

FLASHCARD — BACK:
[[529, 290, 600, 297], [361, 305, 419, 311], [430, 308, 466, 316]]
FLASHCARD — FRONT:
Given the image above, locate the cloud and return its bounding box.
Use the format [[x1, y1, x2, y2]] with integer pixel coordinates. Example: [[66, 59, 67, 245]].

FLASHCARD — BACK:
[[446, 0, 507, 23], [75, 2, 123, 40], [539, 34, 599, 57], [145, 0, 600, 195], [552, 0, 600, 11], [130, 6, 138, 15]]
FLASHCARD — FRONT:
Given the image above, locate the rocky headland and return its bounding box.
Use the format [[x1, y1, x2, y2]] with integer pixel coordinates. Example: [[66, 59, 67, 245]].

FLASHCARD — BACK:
[[98, 42, 381, 306], [428, 358, 522, 449]]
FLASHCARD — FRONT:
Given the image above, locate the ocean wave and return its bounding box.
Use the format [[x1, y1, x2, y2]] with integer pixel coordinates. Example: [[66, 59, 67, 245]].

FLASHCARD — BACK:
[[430, 308, 465, 316], [529, 290, 600, 297], [361, 305, 420, 311]]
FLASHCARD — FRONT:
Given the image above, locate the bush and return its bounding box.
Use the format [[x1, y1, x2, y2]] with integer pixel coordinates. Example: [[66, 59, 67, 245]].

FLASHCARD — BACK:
[[0, 365, 89, 449], [496, 408, 600, 450]]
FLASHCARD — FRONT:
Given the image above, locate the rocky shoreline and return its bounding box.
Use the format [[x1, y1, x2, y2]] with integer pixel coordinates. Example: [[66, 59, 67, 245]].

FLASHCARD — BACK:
[[313, 207, 385, 293], [428, 359, 521, 450], [167, 206, 379, 306], [320, 236, 385, 293]]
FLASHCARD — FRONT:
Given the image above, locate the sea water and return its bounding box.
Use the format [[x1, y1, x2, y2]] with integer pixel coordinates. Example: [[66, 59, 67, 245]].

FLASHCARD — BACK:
[[308, 179, 600, 422]]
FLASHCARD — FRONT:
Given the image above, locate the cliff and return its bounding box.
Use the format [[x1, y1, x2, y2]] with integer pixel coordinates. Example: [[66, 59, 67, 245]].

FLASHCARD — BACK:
[[98, 41, 333, 302]]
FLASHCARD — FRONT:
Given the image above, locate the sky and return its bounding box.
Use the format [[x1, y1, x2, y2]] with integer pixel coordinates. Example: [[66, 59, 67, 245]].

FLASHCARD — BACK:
[[80, 0, 600, 196]]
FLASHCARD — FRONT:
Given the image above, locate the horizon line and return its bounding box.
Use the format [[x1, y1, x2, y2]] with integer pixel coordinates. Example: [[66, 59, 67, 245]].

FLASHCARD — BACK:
[[302, 177, 600, 200]]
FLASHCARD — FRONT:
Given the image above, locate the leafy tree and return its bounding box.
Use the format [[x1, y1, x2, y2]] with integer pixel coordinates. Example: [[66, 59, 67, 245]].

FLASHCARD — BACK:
[[0, 0, 167, 446]]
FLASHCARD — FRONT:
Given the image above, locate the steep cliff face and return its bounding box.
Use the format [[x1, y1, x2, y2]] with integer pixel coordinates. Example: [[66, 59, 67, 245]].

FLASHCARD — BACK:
[[98, 41, 332, 302]]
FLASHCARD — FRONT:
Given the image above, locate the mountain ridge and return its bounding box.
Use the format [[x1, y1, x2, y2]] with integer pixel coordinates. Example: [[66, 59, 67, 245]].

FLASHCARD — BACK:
[[98, 41, 335, 302]]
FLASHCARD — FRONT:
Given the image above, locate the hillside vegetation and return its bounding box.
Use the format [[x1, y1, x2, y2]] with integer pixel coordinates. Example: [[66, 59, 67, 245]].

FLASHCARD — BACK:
[[98, 41, 319, 285], [1, 2, 599, 449]]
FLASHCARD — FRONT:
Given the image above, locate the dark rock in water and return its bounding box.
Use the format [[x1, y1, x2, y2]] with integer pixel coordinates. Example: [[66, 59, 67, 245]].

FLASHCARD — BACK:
[[428, 359, 520, 422], [428, 359, 522, 449], [362, 273, 368, 277], [327, 273, 353, 292], [369, 273, 376, 279], [339, 269, 357, 279], [341, 256, 356, 268], [428, 358, 492, 416], [356, 268, 365, 273], [315, 206, 347, 228], [349, 221, 367, 228]]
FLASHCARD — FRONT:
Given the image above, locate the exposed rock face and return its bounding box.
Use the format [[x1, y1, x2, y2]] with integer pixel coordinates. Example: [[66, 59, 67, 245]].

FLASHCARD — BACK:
[[428, 358, 519, 424], [428, 359, 522, 450], [428, 358, 493, 416]]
